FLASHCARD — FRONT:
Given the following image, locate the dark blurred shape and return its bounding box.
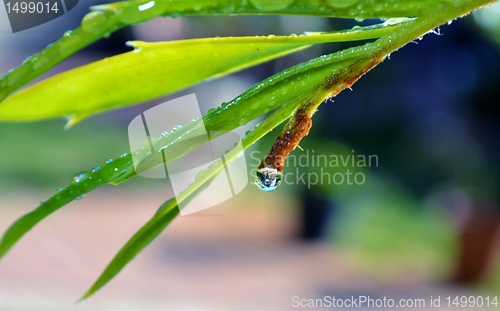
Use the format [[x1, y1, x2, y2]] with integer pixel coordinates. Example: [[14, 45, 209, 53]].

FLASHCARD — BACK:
[[299, 189, 336, 241], [451, 204, 500, 284], [300, 17, 500, 285]]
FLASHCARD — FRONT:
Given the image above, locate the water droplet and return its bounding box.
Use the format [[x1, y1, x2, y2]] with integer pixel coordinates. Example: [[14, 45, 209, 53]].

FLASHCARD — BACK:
[[105, 159, 114, 164], [92, 166, 101, 172], [71, 171, 91, 185], [355, 17, 365, 22], [245, 130, 251, 137], [143, 137, 158, 148], [191, 117, 201, 122], [255, 166, 283, 192], [53, 187, 64, 194], [114, 168, 119, 172], [373, 3, 383, 11], [160, 131, 169, 137], [172, 125, 182, 131], [75, 195, 85, 200], [250, 0, 294, 11], [81, 11, 108, 33], [63, 30, 73, 38], [40, 199, 46, 205], [326, 0, 359, 9], [239, 118, 247, 126], [121, 152, 129, 158]]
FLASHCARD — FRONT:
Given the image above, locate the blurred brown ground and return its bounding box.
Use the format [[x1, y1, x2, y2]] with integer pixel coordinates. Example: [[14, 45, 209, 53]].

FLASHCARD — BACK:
[[0, 187, 497, 311]]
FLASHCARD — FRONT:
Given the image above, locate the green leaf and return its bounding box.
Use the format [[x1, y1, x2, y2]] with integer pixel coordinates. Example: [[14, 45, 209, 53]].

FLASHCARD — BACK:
[[80, 91, 308, 300], [79, 198, 180, 302], [0, 0, 487, 102], [0, 23, 405, 125], [0, 156, 131, 259], [0, 36, 378, 262], [1, 0, 495, 298]]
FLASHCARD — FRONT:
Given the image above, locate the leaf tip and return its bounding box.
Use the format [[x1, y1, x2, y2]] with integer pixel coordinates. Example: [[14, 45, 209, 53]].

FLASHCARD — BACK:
[[125, 41, 146, 51], [64, 115, 83, 129]]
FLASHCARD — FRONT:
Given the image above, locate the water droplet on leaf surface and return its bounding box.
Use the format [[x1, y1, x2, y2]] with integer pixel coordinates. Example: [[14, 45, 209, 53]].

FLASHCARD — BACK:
[[71, 172, 91, 185]]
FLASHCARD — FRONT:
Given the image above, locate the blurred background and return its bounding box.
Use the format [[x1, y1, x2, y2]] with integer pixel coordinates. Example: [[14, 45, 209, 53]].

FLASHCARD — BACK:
[[0, 1, 499, 310]]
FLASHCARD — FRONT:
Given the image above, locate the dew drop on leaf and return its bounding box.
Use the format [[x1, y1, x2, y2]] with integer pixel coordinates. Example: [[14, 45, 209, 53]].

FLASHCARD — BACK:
[[250, 0, 294, 11], [326, 0, 359, 9], [71, 171, 91, 185], [81, 11, 108, 33]]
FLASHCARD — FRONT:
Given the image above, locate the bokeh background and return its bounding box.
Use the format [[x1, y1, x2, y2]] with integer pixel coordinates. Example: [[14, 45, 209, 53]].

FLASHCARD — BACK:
[[0, 1, 499, 310]]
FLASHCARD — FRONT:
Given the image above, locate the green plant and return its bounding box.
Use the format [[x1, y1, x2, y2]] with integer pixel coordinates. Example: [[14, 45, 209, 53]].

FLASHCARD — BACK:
[[0, 0, 496, 300]]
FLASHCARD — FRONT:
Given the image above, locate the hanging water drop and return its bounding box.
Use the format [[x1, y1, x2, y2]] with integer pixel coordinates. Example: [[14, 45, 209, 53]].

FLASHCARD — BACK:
[[254, 166, 283, 192]]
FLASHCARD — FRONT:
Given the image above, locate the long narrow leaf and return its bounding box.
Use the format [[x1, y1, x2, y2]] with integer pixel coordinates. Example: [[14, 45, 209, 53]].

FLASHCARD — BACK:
[[0, 22, 406, 124], [80, 91, 311, 300], [0, 0, 445, 101], [0, 37, 375, 261]]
